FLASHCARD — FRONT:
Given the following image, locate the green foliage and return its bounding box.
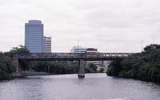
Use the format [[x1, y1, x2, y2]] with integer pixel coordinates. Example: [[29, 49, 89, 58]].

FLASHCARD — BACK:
[[9, 45, 30, 55], [85, 63, 97, 73], [107, 59, 122, 76], [31, 61, 98, 74], [8, 45, 30, 71], [32, 61, 79, 74], [0, 53, 16, 80], [107, 44, 160, 83], [0, 45, 30, 80]]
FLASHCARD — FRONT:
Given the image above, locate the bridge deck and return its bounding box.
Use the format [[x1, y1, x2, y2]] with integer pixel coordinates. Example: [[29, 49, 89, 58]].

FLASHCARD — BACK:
[[17, 53, 136, 61]]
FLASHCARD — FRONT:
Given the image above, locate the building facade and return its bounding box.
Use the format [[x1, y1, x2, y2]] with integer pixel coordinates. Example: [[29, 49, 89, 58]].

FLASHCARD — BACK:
[[71, 46, 87, 53], [43, 36, 52, 53], [25, 20, 44, 53], [71, 46, 98, 54]]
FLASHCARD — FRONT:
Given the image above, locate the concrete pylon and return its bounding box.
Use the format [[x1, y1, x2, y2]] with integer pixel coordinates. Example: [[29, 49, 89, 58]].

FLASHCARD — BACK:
[[78, 59, 85, 79]]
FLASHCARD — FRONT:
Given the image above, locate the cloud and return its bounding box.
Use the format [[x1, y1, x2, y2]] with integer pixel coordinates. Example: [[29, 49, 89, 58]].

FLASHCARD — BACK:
[[0, 0, 160, 52]]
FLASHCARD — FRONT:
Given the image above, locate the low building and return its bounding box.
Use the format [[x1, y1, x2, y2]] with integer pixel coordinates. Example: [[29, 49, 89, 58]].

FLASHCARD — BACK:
[[43, 36, 51, 53], [71, 46, 98, 54], [71, 46, 86, 53]]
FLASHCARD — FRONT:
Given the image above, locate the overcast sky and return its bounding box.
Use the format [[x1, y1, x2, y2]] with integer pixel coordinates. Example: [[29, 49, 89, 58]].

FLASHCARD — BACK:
[[0, 0, 160, 52]]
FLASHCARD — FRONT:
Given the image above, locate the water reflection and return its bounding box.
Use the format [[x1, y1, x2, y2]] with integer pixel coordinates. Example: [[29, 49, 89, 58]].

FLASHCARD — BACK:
[[0, 73, 160, 100]]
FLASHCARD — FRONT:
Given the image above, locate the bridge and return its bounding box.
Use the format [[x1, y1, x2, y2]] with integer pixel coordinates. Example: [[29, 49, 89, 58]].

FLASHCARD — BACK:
[[16, 52, 135, 78]]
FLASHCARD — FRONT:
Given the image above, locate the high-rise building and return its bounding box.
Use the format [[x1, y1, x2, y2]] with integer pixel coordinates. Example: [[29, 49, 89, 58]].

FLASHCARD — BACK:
[[25, 20, 44, 53], [43, 36, 52, 53]]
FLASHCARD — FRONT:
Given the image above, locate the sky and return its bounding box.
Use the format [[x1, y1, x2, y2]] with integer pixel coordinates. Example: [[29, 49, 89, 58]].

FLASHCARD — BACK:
[[0, 0, 160, 52]]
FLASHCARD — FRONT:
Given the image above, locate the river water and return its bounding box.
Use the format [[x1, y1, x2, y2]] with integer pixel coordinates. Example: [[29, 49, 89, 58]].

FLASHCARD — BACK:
[[0, 73, 160, 100]]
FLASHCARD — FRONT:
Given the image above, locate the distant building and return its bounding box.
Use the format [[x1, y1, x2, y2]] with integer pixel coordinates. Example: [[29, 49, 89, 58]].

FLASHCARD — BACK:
[[71, 46, 98, 54], [43, 36, 51, 53], [25, 20, 52, 53], [25, 20, 44, 53], [71, 46, 86, 53], [71, 46, 106, 70]]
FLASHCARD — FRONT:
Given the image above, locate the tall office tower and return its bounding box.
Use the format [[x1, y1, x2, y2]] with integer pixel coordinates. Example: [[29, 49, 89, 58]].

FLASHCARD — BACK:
[[25, 20, 44, 53], [43, 36, 52, 53]]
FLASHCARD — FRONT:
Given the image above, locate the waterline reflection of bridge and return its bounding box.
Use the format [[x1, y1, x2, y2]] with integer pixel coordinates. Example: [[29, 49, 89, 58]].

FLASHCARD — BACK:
[[16, 52, 136, 78]]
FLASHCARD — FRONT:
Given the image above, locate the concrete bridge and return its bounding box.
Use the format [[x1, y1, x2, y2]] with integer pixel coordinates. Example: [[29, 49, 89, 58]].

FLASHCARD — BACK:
[[16, 52, 135, 78]]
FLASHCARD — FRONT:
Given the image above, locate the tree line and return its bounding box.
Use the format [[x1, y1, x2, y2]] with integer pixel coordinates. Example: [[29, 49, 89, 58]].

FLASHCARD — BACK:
[[107, 44, 160, 83], [28, 61, 98, 74], [0, 45, 29, 80]]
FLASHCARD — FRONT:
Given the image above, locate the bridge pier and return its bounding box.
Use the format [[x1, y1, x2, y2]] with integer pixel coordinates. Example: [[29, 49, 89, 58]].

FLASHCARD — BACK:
[[12, 59, 21, 73], [12, 59, 24, 78], [78, 59, 85, 79]]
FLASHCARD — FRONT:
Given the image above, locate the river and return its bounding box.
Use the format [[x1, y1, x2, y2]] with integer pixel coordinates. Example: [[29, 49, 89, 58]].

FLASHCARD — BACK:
[[0, 73, 160, 100]]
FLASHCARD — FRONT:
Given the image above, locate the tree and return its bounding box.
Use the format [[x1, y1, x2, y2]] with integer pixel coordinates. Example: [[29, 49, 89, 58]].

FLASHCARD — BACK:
[[8, 45, 30, 71], [144, 44, 160, 53], [0, 53, 16, 80], [107, 59, 122, 76], [9, 45, 30, 55], [85, 63, 97, 73]]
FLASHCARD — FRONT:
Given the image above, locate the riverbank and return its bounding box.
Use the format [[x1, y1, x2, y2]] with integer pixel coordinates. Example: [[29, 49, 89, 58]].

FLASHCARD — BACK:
[[107, 44, 160, 83]]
